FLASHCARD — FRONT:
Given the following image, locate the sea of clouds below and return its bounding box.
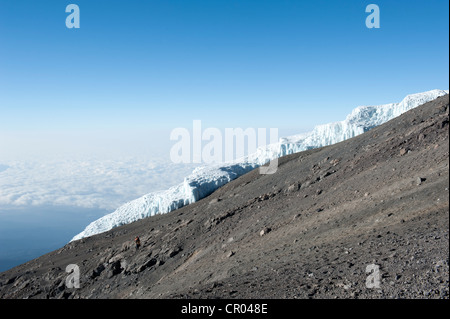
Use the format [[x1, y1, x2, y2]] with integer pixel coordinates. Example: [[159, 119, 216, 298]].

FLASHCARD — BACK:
[[0, 156, 200, 212]]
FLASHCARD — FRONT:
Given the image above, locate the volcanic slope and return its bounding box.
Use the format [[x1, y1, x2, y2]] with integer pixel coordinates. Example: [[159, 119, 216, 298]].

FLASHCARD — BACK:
[[0, 94, 448, 299]]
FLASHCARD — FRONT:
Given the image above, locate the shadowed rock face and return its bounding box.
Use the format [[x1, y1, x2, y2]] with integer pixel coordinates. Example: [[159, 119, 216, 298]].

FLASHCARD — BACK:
[[0, 95, 448, 299]]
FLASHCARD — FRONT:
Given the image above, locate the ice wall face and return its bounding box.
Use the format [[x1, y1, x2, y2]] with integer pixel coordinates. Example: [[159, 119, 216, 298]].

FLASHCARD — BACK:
[[71, 162, 259, 241], [276, 89, 449, 157], [71, 89, 448, 241]]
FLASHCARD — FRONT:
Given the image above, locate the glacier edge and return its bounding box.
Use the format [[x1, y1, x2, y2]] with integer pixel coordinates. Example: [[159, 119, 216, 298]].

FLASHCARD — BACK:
[[71, 89, 449, 241]]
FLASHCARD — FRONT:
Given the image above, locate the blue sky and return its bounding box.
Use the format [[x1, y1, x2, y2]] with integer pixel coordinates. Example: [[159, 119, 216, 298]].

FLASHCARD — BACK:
[[0, 0, 448, 153]]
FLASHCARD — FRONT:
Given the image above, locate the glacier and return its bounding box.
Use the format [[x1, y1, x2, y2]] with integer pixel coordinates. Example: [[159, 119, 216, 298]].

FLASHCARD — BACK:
[[71, 89, 449, 241]]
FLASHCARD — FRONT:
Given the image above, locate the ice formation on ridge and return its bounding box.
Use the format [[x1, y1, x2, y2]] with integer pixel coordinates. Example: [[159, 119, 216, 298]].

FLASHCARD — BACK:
[[71, 89, 448, 241]]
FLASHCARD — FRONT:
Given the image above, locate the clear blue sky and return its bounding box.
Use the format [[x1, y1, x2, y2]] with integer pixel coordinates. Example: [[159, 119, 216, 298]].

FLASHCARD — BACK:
[[0, 0, 448, 146]]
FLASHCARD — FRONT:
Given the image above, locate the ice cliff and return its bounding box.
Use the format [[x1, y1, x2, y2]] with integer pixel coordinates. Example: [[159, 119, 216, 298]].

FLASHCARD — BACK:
[[71, 89, 448, 241]]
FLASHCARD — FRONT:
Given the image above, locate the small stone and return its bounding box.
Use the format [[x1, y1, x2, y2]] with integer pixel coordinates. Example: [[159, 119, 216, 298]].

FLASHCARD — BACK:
[[167, 246, 182, 258], [320, 172, 331, 180], [260, 227, 271, 236], [416, 177, 426, 185], [287, 183, 300, 193], [4, 277, 17, 285], [330, 159, 340, 166], [301, 181, 311, 189]]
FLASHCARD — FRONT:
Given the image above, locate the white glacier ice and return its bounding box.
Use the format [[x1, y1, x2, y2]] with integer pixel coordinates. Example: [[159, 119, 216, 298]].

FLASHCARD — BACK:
[[71, 89, 448, 241]]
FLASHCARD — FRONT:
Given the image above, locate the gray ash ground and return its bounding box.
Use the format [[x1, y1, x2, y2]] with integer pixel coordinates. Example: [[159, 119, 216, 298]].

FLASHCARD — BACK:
[[0, 95, 448, 299]]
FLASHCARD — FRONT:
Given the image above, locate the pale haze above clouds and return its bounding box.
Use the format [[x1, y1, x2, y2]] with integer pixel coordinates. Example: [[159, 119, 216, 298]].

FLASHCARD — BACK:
[[0, 130, 199, 212]]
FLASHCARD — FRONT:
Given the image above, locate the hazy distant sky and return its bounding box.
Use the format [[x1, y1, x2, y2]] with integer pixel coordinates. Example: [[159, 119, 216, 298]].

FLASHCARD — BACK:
[[0, 0, 449, 159]]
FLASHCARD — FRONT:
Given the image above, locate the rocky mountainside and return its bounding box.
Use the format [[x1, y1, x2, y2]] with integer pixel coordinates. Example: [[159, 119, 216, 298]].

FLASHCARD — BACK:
[[72, 90, 448, 241], [0, 94, 448, 299]]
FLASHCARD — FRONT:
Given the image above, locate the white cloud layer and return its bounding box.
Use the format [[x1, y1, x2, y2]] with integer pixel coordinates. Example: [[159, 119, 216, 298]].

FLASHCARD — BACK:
[[0, 156, 199, 211]]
